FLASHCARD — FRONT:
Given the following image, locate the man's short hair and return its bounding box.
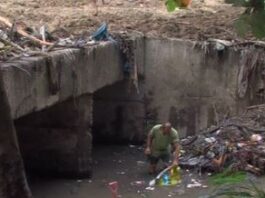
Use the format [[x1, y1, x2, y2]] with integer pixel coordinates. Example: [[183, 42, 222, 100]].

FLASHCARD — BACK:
[[162, 122, 172, 128]]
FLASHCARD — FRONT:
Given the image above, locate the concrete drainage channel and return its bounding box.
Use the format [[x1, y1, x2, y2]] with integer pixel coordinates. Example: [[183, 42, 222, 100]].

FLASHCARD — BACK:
[[1, 36, 265, 197]]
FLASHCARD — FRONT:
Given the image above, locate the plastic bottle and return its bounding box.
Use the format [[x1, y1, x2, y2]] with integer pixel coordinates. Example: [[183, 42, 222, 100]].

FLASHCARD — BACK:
[[162, 173, 169, 185], [170, 166, 181, 185]]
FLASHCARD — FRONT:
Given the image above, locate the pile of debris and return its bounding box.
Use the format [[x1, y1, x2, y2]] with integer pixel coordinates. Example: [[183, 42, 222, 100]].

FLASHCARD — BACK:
[[179, 104, 265, 176], [0, 17, 116, 62]]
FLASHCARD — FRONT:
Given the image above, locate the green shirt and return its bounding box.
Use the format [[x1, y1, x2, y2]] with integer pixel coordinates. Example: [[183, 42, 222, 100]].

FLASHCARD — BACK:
[[150, 124, 179, 157]]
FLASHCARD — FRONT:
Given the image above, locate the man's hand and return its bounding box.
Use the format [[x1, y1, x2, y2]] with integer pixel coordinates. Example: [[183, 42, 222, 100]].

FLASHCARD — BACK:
[[172, 159, 178, 166], [144, 147, 151, 155]]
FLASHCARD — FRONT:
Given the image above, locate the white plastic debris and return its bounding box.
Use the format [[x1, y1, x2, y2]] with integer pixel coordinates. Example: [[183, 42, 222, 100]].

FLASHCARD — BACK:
[[131, 181, 145, 186], [145, 187, 155, 191], [205, 137, 216, 143], [237, 142, 246, 147], [216, 129, 221, 135], [251, 134, 262, 142], [0, 41, 4, 49], [117, 171, 126, 175], [0, 30, 8, 40], [149, 179, 156, 187], [187, 183, 202, 188], [215, 42, 225, 51], [187, 179, 202, 188], [137, 161, 146, 166]]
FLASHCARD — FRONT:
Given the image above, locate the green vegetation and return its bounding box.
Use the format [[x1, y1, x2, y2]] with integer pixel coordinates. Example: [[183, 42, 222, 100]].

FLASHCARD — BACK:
[[209, 170, 247, 185], [227, 0, 265, 38], [207, 169, 264, 198], [209, 181, 265, 198], [166, 0, 265, 38]]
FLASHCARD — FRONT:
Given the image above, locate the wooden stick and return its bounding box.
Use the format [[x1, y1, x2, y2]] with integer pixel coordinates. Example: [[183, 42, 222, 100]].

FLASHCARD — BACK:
[[0, 38, 25, 52], [0, 16, 53, 46]]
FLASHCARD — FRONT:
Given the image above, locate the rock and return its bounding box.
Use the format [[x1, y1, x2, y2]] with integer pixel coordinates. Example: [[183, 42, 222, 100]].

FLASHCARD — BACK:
[[0, 41, 5, 49]]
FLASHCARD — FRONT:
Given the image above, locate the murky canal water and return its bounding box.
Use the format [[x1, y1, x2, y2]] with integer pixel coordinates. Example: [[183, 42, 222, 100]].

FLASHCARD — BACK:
[[29, 145, 263, 198]]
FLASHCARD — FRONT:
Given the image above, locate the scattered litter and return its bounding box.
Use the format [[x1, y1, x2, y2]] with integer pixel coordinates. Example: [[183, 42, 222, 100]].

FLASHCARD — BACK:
[[205, 137, 216, 143], [149, 179, 156, 187], [250, 134, 262, 142], [187, 179, 202, 188], [91, 22, 115, 42], [117, 171, 126, 175], [0, 17, 112, 62], [137, 161, 146, 166], [187, 183, 202, 188], [109, 181, 118, 198], [76, 180, 82, 183], [129, 144, 136, 148], [149, 165, 181, 187], [131, 181, 145, 186], [145, 187, 155, 191]]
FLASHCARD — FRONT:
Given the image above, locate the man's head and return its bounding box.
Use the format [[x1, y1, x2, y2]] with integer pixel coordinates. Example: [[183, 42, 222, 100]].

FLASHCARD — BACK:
[[161, 122, 172, 134]]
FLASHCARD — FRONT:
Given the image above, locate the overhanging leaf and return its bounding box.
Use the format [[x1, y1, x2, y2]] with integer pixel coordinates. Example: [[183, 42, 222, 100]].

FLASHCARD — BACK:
[[166, 0, 181, 12], [234, 14, 251, 37], [249, 12, 265, 38], [234, 11, 265, 38]]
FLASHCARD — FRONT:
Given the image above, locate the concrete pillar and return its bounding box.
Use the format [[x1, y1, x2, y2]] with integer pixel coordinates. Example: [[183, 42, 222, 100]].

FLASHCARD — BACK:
[[15, 94, 93, 178], [0, 72, 32, 198]]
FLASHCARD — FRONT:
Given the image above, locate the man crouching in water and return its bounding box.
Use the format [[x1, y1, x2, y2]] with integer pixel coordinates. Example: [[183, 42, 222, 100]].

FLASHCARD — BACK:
[[144, 122, 180, 174]]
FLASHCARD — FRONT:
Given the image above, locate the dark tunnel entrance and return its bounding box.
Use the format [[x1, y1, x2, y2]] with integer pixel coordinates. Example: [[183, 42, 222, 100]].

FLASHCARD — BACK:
[[13, 80, 145, 179], [14, 94, 93, 179], [92, 80, 145, 145]]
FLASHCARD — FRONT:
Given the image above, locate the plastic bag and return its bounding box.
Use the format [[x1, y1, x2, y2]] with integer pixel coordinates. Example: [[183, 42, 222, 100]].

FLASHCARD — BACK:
[[156, 166, 181, 186]]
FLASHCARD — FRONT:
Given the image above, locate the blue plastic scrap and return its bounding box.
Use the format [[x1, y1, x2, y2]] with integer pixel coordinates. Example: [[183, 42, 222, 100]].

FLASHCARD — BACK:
[[91, 22, 115, 42]]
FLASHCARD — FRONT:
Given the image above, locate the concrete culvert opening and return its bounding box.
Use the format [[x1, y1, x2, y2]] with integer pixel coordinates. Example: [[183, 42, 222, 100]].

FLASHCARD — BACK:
[[14, 95, 93, 180]]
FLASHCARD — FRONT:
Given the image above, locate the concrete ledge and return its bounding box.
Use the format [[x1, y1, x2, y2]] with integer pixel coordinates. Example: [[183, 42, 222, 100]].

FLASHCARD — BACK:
[[1, 42, 124, 119]]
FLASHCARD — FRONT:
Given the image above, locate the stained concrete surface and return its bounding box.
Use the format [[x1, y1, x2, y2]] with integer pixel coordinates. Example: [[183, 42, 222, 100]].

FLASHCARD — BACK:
[[29, 145, 219, 198], [1, 42, 123, 120], [144, 38, 239, 137]]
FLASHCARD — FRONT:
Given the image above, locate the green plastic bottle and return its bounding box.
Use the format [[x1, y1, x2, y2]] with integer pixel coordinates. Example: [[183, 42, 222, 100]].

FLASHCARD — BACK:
[[170, 166, 181, 185]]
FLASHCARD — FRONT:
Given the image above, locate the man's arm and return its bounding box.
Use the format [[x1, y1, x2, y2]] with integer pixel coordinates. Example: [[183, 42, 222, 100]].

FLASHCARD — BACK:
[[145, 131, 153, 155], [171, 128, 180, 166], [172, 142, 180, 165]]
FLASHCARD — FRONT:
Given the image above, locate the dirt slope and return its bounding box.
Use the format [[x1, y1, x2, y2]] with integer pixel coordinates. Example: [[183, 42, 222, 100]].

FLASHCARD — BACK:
[[0, 0, 249, 41]]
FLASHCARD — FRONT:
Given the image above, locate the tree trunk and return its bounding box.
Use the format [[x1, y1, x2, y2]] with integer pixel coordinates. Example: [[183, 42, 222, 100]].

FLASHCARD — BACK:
[[0, 69, 32, 198]]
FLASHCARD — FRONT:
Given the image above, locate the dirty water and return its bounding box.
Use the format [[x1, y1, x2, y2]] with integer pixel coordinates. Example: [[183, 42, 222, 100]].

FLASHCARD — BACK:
[[29, 145, 262, 198]]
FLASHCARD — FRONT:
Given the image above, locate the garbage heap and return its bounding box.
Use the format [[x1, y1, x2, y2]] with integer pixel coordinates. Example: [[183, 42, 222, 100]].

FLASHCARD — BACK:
[[179, 105, 265, 176], [0, 17, 113, 62]]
